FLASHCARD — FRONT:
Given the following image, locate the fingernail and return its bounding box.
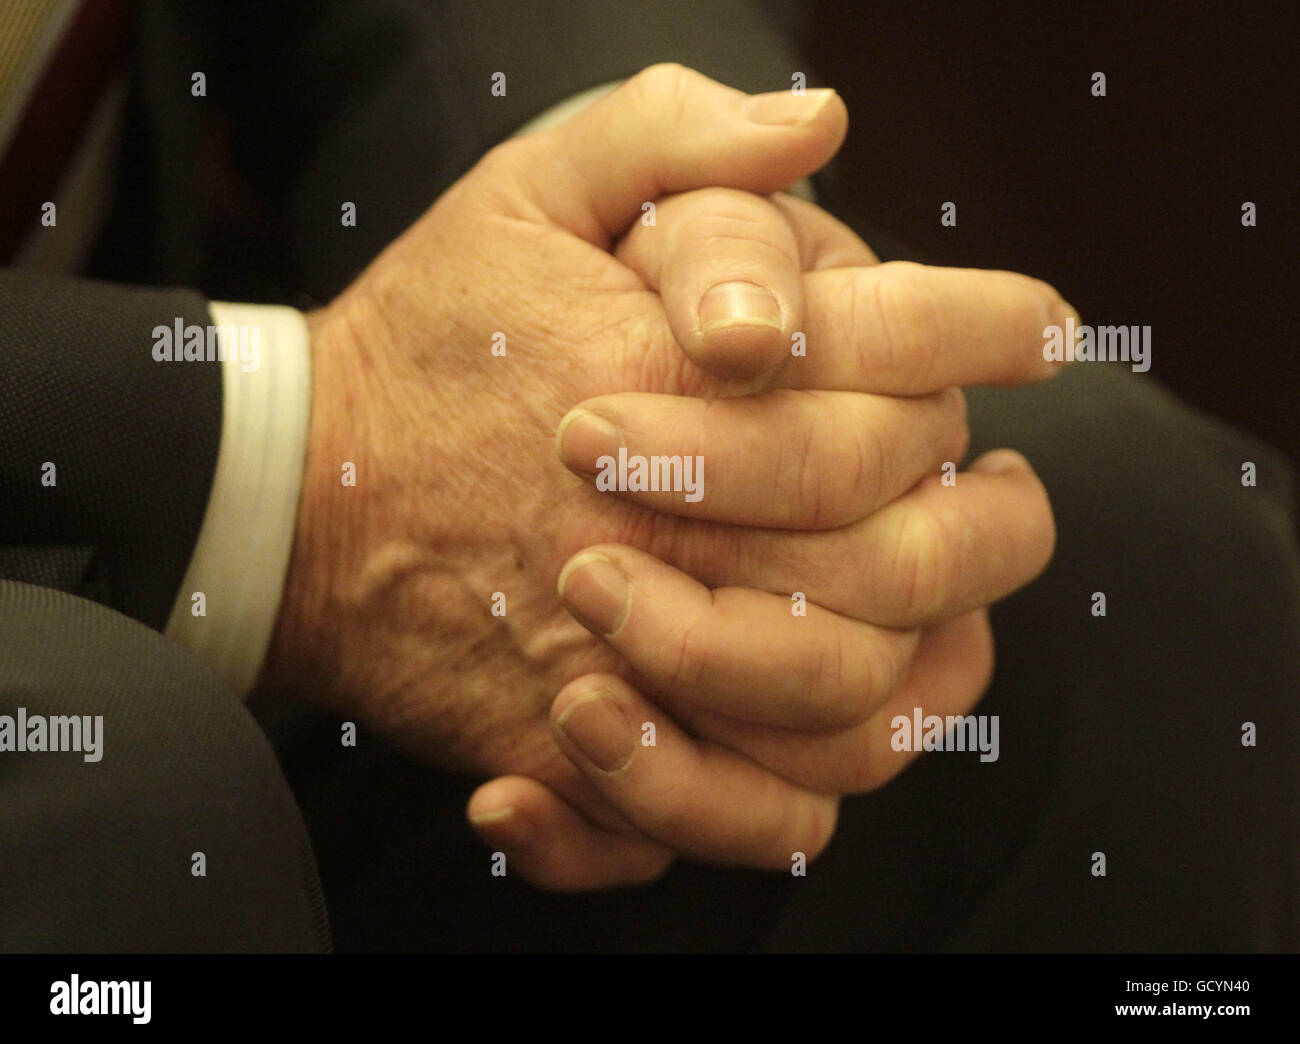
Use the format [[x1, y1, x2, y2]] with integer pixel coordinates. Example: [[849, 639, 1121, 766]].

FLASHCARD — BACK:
[[558, 552, 631, 637], [970, 449, 1031, 475], [745, 87, 836, 126], [556, 692, 636, 773], [469, 806, 515, 826], [698, 281, 782, 334], [557, 409, 622, 475]]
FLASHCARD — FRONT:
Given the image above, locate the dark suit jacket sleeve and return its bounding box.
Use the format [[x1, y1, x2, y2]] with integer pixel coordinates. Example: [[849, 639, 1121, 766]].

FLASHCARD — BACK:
[[0, 268, 221, 630], [94, 1, 812, 307]]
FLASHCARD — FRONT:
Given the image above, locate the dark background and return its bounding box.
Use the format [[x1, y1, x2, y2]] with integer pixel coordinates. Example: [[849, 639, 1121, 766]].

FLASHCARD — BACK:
[[797, 0, 1296, 478]]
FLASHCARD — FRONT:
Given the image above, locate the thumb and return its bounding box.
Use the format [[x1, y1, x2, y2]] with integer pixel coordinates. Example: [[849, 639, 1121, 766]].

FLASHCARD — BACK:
[[502, 63, 847, 245]]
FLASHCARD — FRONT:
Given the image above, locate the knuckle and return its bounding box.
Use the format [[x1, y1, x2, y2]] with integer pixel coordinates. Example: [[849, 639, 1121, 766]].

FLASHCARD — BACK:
[[792, 410, 830, 527], [787, 395, 880, 529], [664, 607, 711, 693], [632, 62, 695, 124], [477, 136, 529, 180], [817, 630, 851, 701], [808, 630, 879, 728], [891, 504, 952, 619], [638, 61, 692, 88], [872, 262, 943, 386], [690, 197, 801, 268], [697, 225, 800, 275], [844, 413, 888, 519], [941, 387, 972, 463]]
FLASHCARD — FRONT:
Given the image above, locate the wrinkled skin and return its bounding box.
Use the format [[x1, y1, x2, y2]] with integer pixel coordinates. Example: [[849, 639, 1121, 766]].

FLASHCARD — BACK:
[[268, 153, 784, 825]]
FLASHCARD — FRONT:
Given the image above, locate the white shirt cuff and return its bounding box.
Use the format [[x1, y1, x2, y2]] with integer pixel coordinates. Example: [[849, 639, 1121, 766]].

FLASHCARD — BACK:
[[163, 302, 312, 698]]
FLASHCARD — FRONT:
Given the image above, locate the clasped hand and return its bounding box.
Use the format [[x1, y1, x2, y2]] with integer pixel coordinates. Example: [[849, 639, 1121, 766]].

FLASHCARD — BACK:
[[260, 65, 1066, 890]]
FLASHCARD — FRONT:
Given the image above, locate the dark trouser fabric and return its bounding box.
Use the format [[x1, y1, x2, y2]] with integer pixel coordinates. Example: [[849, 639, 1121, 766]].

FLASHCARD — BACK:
[[254, 360, 1300, 952], [0, 581, 329, 952]]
